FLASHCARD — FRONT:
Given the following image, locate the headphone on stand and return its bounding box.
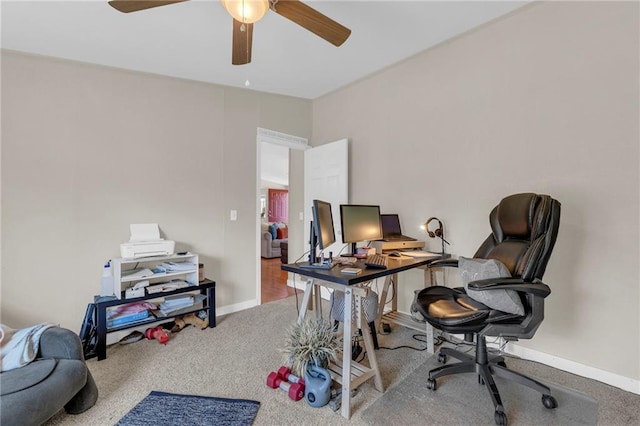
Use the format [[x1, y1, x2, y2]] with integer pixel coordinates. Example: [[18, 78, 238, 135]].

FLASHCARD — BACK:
[[424, 217, 450, 253]]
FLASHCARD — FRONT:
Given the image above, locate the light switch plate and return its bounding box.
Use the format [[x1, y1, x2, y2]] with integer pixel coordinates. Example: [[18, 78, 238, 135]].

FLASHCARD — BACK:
[[230, 210, 237, 221]]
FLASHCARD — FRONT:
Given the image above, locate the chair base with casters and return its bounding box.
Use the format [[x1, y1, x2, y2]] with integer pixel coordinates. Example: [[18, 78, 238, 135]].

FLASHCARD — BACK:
[[417, 193, 562, 426], [426, 332, 557, 426]]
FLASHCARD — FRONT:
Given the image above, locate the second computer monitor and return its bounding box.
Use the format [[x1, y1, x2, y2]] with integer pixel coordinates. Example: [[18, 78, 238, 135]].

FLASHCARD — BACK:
[[340, 205, 383, 250], [312, 199, 336, 251]]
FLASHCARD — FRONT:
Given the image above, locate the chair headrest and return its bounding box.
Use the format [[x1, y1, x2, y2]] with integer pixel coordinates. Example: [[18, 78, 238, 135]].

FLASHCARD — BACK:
[[482, 193, 560, 280], [495, 193, 539, 239]]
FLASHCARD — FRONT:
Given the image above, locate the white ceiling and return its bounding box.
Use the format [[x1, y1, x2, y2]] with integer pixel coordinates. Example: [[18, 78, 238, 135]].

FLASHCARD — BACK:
[[1, 0, 530, 99]]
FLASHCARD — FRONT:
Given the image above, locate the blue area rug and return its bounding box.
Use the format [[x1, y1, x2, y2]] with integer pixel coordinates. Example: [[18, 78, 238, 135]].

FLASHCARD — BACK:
[[117, 391, 260, 426]]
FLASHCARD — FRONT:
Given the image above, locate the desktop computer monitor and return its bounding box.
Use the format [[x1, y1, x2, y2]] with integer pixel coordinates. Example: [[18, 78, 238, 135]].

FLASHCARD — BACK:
[[339, 204, 383, 256], [312, 199, 336, 251]]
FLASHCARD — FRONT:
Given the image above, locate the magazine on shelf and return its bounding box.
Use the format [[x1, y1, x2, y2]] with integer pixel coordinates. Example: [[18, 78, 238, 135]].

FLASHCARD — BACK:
[[107, 310, 150, 328], [155, 294, 206, 317]]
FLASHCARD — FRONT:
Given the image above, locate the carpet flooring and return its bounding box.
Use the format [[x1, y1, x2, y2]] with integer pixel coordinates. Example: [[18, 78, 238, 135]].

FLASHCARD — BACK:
[[361, 354, 598, 425], [44, 295, 639, 425]]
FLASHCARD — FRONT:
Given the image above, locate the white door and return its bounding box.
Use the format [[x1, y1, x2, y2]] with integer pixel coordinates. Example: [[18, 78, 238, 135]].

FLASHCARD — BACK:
[[304, 138, 349, 258]]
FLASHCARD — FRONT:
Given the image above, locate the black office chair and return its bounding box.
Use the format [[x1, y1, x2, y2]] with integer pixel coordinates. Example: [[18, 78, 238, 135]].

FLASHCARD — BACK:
[[416, 193, 561, 426]]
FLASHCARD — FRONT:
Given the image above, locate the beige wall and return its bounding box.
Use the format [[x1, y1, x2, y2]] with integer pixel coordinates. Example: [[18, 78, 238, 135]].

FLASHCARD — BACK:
[[1, 51, 311, 330], [312, 1, 639, 381]]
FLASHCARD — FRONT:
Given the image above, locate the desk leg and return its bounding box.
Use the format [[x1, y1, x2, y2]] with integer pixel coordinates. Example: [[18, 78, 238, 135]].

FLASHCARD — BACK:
[[313, 282, 322, 318], [360, 314, 384, 392], [341, 288, 354, 419], [297, 279, 314, 324], [423, 268, 436, 353], [376, 275, 393, 332]]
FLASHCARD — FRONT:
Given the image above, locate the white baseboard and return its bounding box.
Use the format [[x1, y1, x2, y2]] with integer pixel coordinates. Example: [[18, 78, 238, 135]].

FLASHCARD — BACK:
[[506, 343, 640, 395], [215, 299, 258, 316]]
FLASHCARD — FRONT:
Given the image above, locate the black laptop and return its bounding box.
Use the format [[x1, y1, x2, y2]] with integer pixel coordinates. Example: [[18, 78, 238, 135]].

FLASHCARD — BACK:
[[380, 214, 417, 241]]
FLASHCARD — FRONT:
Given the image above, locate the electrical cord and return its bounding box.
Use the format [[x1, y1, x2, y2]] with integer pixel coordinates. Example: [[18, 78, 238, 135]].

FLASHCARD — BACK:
[[293, 275, 300, 316], [383, 277, 395, 306], [293, 247, 313, 264], [336, 243, 351, 257], [289, 248, 313, 316], [378, 333, 440, 352]]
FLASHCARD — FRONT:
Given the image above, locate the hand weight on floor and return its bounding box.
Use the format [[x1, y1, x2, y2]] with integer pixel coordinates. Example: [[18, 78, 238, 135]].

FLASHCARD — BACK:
[[266, 372, 305, 401], [144, 325, 170, 345], [277, 366, 305, 385]]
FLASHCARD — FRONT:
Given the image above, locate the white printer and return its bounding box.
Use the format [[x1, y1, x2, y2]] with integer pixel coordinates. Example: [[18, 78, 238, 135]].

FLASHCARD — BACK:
[[120, 223, 175, 259]]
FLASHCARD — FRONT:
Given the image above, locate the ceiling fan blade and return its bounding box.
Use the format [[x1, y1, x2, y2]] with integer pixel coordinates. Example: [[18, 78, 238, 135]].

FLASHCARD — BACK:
[[271, 0, 351, 47], [108, 1, 188, 14], [232, 19, 253, 65]]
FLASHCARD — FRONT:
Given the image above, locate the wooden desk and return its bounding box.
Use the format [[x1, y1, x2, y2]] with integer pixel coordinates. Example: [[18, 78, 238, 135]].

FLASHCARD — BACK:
[[281, 255, 446, 419]]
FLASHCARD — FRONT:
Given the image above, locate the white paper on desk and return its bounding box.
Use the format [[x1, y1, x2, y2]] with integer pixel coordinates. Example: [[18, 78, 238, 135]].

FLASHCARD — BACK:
[[129, 223, 164, 242], [399, 250, 441, 258]]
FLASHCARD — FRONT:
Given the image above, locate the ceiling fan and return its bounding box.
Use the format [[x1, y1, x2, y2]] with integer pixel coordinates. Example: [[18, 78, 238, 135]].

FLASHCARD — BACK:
[[108, 0, 351, 65]]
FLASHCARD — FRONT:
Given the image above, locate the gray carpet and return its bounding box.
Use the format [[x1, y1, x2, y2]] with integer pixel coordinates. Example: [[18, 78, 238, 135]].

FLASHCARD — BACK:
[[362, 353, 598, 425]]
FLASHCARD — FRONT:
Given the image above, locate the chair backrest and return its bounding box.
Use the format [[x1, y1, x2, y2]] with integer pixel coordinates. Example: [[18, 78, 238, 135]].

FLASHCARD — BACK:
[[473, 193, 561, 281]]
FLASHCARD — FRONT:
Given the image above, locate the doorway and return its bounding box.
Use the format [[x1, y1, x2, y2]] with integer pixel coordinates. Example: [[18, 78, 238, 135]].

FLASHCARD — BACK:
[[260, 142, 291, 303], [256, 128, 308, 304]]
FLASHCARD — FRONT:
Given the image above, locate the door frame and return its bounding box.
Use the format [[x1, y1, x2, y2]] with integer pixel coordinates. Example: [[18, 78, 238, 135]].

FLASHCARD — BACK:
[[256, 128, 309, 305]]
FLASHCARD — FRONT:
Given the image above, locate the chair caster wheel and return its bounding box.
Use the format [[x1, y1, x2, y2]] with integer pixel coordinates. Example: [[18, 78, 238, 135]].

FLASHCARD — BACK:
[[437, 353, 447, 364], [542, 394, 558, 409], [494, 410, 507, 425], [426, 378, 437, 390]]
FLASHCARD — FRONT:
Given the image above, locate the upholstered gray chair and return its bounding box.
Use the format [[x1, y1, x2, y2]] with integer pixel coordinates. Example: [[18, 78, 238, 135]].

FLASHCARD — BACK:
[[416, 193, 561, 426], [0, 326, 98, 426]]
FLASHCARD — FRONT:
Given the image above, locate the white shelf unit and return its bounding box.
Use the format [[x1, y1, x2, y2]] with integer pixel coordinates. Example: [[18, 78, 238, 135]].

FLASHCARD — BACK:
[[111, 253, 199, 299]]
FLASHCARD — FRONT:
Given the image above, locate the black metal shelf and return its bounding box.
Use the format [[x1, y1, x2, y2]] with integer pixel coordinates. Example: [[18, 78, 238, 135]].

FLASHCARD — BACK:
[[93, 279, 216, 360]]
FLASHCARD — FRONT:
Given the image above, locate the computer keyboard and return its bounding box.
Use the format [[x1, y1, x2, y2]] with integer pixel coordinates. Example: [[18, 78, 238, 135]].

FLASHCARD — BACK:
[[364, 254, 388, 269]]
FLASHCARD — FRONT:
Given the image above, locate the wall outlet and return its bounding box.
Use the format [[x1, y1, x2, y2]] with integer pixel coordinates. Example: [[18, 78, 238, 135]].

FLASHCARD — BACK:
[[230, 210, 237, 221]]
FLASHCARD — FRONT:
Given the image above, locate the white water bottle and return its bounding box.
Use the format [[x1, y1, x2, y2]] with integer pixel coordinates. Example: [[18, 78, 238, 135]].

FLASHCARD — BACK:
[[100, 260, 114, 297]]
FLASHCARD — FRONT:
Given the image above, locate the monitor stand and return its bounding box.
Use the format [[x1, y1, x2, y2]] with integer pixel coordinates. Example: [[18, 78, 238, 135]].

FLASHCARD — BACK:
[[341, 243, 367, 258], [299, 261, 335, 270], [341, 253, 367, 259]]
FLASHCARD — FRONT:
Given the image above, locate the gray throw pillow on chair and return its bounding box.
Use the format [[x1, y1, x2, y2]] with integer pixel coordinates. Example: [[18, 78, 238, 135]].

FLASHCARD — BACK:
[[458, 257, 525, 316]]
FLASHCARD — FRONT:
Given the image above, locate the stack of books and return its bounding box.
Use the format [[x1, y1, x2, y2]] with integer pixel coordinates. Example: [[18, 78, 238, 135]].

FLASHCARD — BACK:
[[156, 294, 205, 317], [107, 310, 150, 328]]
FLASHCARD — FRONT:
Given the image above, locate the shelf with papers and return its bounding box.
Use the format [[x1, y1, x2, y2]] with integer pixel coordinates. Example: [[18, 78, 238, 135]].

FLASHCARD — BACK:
[[112, 253, 199, 299], [120, 269, 197, 283], [93, 279, 216, 361]]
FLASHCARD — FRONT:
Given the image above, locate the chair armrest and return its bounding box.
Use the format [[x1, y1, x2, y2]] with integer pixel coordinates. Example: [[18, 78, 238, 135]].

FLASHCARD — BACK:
[[468, 277, 551, 298], [428, 258, 459, 268], [38, 327, 84, 361]]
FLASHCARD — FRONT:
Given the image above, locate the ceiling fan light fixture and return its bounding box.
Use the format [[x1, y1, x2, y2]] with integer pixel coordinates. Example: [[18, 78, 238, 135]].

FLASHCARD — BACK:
[[222, 0, 269, 24]]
